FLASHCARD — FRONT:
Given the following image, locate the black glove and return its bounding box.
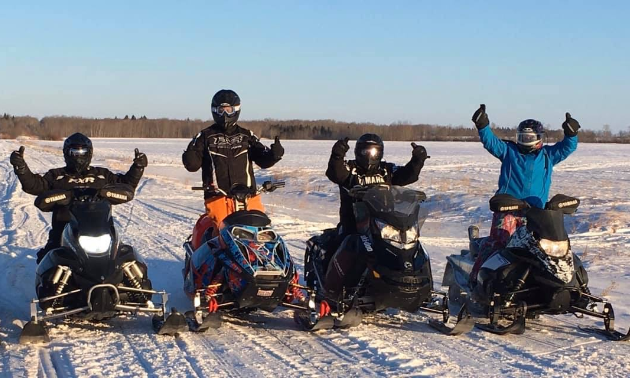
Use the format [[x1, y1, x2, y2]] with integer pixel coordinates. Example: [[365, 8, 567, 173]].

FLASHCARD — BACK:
[[133, 148, 148, 168], [10, 146, 27, 173], [411, 142, 428, 164], [271, 136, 284, 159], [331, 137, 350, 158], [562, 112, 580, 137], [472, 104, 489, 130]]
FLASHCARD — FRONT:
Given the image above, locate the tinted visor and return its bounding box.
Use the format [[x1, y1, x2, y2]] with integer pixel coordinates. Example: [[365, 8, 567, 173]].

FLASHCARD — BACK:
[[68, 146, 91, 157], [358, 145, 383, 160], [212, 103, 241, 116]]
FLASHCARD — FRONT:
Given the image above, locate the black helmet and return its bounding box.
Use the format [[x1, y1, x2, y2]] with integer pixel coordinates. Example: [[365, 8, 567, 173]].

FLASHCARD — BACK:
[[516, 119, 544, 154], [211, 89, 241, 132], [354, 133, 384, 171], [63, 133, 93, 174]]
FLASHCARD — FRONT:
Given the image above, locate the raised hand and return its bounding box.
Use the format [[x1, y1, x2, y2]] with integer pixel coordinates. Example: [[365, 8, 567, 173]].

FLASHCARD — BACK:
[[411, 142, 429, 163], [133, 148, 148, 168], [332, 137, 350, 158], [10, 146, 27, 173], [562, 112, 580, 137], [472, 104, 489, 130], [271, 136, 284, 159]]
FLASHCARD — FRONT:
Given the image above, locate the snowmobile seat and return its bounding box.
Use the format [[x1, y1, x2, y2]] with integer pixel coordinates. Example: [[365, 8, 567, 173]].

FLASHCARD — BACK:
[[222, 210, 271, 228]]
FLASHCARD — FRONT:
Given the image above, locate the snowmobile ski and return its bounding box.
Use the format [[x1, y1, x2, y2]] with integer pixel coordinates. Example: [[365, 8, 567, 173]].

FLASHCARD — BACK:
[[428, 301, 475, 336], [578, 303, 630, 341], [18, 318, 50, 345], [153, 308, 188, 336]]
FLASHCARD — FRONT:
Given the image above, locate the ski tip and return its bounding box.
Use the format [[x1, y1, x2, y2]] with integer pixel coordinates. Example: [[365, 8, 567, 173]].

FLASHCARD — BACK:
[[18, 321, 50, 345]]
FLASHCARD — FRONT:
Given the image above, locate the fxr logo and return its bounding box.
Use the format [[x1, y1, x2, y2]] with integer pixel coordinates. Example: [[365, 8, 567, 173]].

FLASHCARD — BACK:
[[360, 235, 373, 252], [68, 177, 96, 184]]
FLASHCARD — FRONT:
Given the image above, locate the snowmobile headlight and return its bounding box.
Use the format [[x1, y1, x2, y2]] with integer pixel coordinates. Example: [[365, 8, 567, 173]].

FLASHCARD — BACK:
[[78, 234, 112, 255], [375, 219, 401, 243], [404, 224, 418, 243], [539, 239, 569, 258]]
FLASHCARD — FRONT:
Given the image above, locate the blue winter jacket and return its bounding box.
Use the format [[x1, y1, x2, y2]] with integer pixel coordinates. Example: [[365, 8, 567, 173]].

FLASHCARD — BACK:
[[478, 126, 578, 208]]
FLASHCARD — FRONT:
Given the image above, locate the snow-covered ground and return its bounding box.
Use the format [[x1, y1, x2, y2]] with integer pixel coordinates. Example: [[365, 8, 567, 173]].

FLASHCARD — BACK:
[[1, 138, 630, 377]]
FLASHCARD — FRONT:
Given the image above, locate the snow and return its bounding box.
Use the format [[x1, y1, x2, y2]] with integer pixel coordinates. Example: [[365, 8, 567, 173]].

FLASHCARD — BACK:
[[1, 138, 630, 377]]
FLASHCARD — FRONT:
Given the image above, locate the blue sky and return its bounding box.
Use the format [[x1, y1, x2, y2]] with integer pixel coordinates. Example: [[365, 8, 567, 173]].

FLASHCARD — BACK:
[[0, 1, 628, 131]]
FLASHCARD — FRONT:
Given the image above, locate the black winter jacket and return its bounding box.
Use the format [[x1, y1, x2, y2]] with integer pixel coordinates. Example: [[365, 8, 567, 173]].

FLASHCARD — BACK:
[[182, 124, 280, 199], [15, 164, 144, 223], [326, 154, 424, 234]]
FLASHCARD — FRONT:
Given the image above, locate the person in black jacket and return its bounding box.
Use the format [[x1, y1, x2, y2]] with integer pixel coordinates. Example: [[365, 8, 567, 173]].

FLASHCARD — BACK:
[[322, 133, 428, 296], [182, 89, 284, 228], [9, 133, 147, 263]]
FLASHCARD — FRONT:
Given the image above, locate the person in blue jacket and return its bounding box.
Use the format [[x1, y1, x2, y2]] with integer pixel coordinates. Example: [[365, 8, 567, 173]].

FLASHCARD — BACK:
[[469, 104, 581, 283]]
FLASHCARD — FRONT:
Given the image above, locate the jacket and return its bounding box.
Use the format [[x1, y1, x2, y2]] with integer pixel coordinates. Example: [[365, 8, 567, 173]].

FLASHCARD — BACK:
[[326, 154, 423, 233], [478, 126, 578, 208], [182, 124, 280, 199]]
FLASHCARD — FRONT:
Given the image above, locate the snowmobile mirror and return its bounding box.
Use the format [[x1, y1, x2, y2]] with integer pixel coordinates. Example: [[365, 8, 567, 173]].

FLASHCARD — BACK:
[[99, 184, 135, 205], [545, 194, 580, 214], [34, 189, 73, 212], [489, 194, 530, 213]]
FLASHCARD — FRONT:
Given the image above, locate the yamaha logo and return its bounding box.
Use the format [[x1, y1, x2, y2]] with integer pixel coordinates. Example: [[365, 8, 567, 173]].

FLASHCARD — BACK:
[[44, 194, 67, 204], [105, 191, 128, 201], [558, 200, 578, 208]]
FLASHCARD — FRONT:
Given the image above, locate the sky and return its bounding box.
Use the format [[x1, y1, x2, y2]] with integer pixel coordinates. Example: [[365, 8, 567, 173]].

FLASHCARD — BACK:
[[0, 1, 628, 132]]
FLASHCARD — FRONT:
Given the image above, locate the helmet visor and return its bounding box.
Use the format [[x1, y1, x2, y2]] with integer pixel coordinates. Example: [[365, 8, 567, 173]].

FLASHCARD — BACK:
[[357, 145, 383, 161], [68, 146, 91, 157], [516, 132, 542, 146], [212, 104, 241, 116]]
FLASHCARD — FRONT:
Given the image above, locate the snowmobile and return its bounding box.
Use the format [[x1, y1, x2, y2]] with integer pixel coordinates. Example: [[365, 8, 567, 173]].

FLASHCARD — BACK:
[[442, 193, 630, 341], [297, 184, 474, 334], [19, 184, 187, 344], [182, 181, 308, 332]]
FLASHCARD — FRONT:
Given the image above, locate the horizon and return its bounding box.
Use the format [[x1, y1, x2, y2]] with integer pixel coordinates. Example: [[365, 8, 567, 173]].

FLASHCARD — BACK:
[[1, 1, 628, 132]]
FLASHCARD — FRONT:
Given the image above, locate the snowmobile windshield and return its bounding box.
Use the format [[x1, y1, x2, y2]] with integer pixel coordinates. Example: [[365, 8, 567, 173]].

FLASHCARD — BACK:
[[362, 185, 426, 230], [70, 200, 113, 237], [526, 207, 568, 242]]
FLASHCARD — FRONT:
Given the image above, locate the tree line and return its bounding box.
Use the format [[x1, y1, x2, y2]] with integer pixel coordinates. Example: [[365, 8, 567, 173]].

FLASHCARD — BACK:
[[1, 113, 629, 143]]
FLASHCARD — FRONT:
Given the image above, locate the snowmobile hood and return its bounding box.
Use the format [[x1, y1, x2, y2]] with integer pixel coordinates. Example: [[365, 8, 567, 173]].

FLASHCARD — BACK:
[[361, 185, 425, 230]]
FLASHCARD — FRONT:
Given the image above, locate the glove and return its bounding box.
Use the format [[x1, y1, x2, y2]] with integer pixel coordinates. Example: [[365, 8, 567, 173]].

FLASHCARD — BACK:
[[133, 148, 148, 168], [411, 142, 428, 164], [271, 136, 284, 159], [10, 146, 27, 173], [562, 112, 580, 137], [331, 137, 350, 158], [472, 104, 489, 130]]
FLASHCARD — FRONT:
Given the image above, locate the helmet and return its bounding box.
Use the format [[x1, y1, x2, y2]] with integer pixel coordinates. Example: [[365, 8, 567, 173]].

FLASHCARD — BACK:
[[211, 89, 241, 132], [516, 119, 544, 154], [354, 133, 384, 171], [63, 133, 93, 174]]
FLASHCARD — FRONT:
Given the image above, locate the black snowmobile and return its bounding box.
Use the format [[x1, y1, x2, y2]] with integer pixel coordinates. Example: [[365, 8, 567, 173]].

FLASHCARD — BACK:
[[298, 184, 474, 334], [19, 184, 186, 344], [182, 181, 308, 332], [443, 193, 630, 341]]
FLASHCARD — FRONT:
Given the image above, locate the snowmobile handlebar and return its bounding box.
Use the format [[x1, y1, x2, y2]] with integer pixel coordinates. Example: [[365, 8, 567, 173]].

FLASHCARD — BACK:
[[34, 184, 135, 212], [191, 180, 285, 197]]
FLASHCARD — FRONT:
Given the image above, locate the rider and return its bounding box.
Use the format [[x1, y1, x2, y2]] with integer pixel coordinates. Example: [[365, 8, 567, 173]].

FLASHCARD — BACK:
[[9, 132, 148, 263], [182, 89, 284, 237], [182, 90, 297, 304], [323, 133, 428, 298], [469, 104, 580, 284]]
